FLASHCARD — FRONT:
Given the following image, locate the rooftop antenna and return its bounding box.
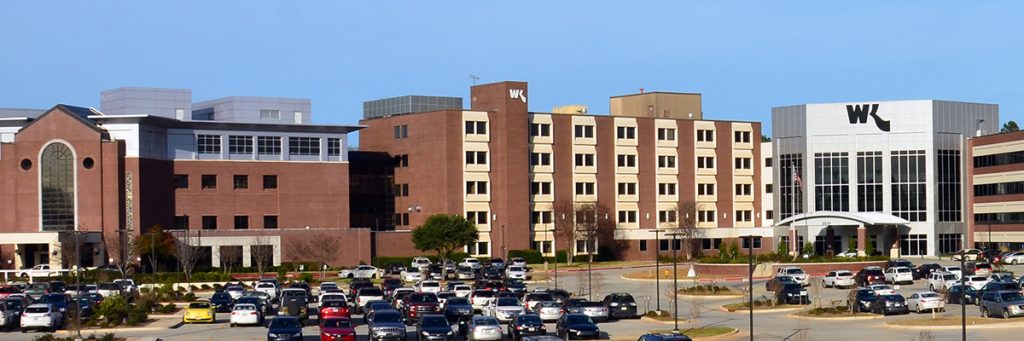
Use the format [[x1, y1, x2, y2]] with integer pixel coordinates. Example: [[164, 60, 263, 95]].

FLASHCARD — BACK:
[[469, 75, 480, 85]]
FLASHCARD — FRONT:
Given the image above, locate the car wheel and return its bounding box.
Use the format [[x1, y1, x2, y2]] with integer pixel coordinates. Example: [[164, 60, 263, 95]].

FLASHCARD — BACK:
[[1014, 260, 1019, 265], [929, 284, 935, 291], [822, 280, 828, 288], [1004, 309, 1011, 319], [916, 305, 921, 314], [981, 307, 988, 317]]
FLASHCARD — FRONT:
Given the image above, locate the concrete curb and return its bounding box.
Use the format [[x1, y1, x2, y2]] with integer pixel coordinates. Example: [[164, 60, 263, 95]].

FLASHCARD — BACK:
[[676, 293, 744, 299], [692, 328, 740, 340], [718, 305, 805, 314], [882, 319, 1024, 330], [619, 274, 771, 283], [788, 312, 879, 320], [640, 316, 689, 324]]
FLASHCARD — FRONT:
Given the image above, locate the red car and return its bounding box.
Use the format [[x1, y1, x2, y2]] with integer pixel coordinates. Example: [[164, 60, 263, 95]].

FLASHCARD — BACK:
[[0, 286, 21, 299], [319, 316, 356, 341], [319, 300, 351, 319]]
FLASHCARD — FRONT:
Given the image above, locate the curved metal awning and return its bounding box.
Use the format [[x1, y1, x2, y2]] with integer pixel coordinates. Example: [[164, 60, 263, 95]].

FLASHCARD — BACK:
[[775, 211, 910, 227]]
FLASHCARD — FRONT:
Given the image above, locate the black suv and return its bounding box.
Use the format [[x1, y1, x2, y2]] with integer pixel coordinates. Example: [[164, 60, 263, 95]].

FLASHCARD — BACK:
[[637, 332, 694, 341], [870, 294, 908, 315], [601, 293, 637, 319], [773, 281, 808, 305], [913, 263, 943, 280], [847, 288, 878, 312]]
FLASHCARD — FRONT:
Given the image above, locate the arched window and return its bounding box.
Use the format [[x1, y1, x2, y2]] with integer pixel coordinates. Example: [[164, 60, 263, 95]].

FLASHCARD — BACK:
[[40, 142, 75, 231]]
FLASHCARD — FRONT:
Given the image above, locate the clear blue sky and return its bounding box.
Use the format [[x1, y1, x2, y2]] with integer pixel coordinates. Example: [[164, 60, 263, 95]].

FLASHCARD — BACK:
[[1, 1, 1019, 142]]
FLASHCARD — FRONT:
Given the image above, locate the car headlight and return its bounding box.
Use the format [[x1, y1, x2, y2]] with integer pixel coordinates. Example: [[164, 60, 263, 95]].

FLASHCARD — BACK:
[[609, 303, 619, 306], [448, 331, 455, 335], [268, 333, 278, 337], [422, 331, 431, 336]]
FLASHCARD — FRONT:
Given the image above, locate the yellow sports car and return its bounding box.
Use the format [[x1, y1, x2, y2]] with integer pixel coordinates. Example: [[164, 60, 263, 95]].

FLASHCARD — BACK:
[[183, 301, 216, 323]]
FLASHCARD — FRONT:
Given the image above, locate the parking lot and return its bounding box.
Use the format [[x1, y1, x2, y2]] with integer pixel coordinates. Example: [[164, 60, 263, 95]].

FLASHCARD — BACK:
[[6, 258, 1024, 340]]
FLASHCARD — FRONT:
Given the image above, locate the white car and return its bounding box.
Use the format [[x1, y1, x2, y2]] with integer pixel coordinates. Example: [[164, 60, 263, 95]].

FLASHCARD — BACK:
[[868, 284, 895, 295], [906, 291, 945, 313], [471, 290, 496, 311], [836, 251, 858, 258], [460, 258, 482, 270], [942, 266, 963, 279], [1003, 251, 1024, 265], [319, 291, 347, 305], [884, 266, 915, 285], [339, 265, 381, 279], [485, 297, 526, 322], [229, 303, 262, 326], [776, 266, 809, 286], [113, 279, 139, 297], [928, 272, 960, 292], [412, 257, 432, 271], [17, 265, 61, 279], [225, 285, 245, 300], [20, 304, 63, 332], [822, 270, 856, 288], [418, 280, 442, 293], [96, 283, 121, 298], [505, 266, 527, 280], [453, 284, 473, 298], [319, 282, 339, 292], [255, 282, 278, 298], [963, 275, 991, 290], [509, 257, 527, 268], [401, 270, 423, 282]]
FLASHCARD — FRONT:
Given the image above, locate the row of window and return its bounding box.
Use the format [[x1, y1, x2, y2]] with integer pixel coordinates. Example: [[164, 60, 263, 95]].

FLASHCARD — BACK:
[[637, 237, 763, 252], [197, 135, 341, 156], [174, 174, 278, 190], [526, 180, 755, 198], [975, 212, 1024, 225], [172, 215, 278, 229], [523, 209, 753, 226], [974, 150, 1024, 168], [975, 181, 1024, 196], [554, 124, 753, 144], [529, 152, 750, 171]]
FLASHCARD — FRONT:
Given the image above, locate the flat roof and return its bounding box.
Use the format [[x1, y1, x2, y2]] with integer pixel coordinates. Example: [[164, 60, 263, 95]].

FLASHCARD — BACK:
[[93, 114, 363, 134], [609, 91, 702, 99]]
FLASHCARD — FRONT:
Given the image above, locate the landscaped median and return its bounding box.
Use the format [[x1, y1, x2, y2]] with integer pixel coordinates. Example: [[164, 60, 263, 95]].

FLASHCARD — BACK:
[[677, 284, 743, 297], [791, 306, 877, 320], [646, 327, 738, 339], [721, 298, 805, 313]]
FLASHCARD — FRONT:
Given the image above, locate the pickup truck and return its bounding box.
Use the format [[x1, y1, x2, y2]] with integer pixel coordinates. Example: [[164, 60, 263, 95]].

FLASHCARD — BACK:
[[17, 265, 62, 278]]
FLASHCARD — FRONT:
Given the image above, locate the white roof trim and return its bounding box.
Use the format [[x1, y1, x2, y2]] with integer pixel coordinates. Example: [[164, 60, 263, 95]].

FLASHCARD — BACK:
[[775, 211, 910, 227]]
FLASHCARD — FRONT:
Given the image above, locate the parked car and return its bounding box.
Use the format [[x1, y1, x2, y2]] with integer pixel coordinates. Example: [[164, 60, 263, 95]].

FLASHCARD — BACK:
[[914, 263, 944, 280], [505, 266, 527, 280], [979, 291, 1024, 318], [229, 303, 262, 327], [867, 284, 895, 296], [403, 270, 425, 283], [16, 265, 60, 279], [23, 283, 48, 301], [267, 315, 304, 341], [822, 270, 856, 288], [990, 272, 1017, 283], [320, 300, 352, 320], [979, 282, 1022, 299], [602, 293, 638, 319], [964, 275, 992, 290], [417, 314, 454, 341], [279, 288, 309, 321], [507, 313, 545, 341], [443, 297, 474, 323], [855, 267, 886, 286], [636, 332, 693, 341], [906, 291, 945, 313], [524, 292, 554, 311], [952, 249, 984, 261], [364, 300, 397, 324], [457, 266, 476, 280], [357, 287, 387, 313], [482, 268, 503, 281], [946, 285, 980, 305], [505, 279, 527, 296], [983, 249, 1005, 264], [452, 285, 473, 298], [460, 258, 482, 270], [928, 272, 960, 292], [404, 293, 441, 325], [319, 316, 356, 341], [566, 301, 609, 322], [555, 314, 599, 340], [412, 257, 433, 271], [387, 263, 407, 275], [1002, 251, 1024, 265], [419, 281, 442, 294], [776, 266, 809, 286], [428, 265, 445, 280], [20, 303, 63, 332], [885, 259, 915, 269], [870, 294, 909, 315], [485, 297, 526, 322], [847, 288, 878, 313], [338, 265, 380, 279], [488, 258, 507, 270], [210, 292, 234, 313], [773, 280, 809, 305], [368, 310, 407, 341], [183, 301, 215, 324], [255, 282, 278, 298], [471, 290, 496, 312], [392, 288, 416, 307], [884, 267, 915, 285], [534, 301, 563, 321], [467, 315, 504, 341], [965, 262, 994, 277], [225, 285, 245, 301], [548, 289, 572, 305], [510, 258, 527, 268], [381, 278, 404, 297], [765, 276, 799, 292], [237, 296, 272, 317], [349, 279, 373, 293]]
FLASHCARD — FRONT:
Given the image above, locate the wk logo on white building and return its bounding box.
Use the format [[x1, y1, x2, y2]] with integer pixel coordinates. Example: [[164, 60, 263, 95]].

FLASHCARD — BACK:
[[846, 104, 891, 132], [508, 89, 527, 103]]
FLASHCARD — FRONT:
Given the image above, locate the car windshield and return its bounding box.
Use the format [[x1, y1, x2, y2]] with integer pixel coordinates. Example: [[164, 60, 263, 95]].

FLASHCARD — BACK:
[[446, 298, 469, 305], [189, 302, 211, 309], [1001, 292, 1024, 301], [565, 315, 594, 324], [410, 294, 438, 303], [517, 315, 542, 324], [785, 269, 805, 275], [474, 318, 499, 326], [323, 300, 347, 308], [538, 301, 560, 308], [360, 288, 384, 296], [42, 294, 65, 302], [474, 291, 494, 297], [883, 295, 904, 302], [213, 292, 231, 300], [226, 286, 242, 292], [270, 318, 300, 329], [422, 282, 440, 287], [920, 293, 939, 298], [943, 274, 958, 280], [322, 318, 352, 328], [977, 264, 993, 269], [283, 290, 304, 297], [26, 306, 49, 314], [527, 293, 553, 301], [610, 295, 635, 303], [235, 304, 255, 311], [508, 267, 524, 272], [836, 272, 852, 276], [421, 316, 449, 327], [374, 312, 402, 323], [496, 298, 520, 306], [858, 290, 877, 299], [946, 267, 961, 271], [777, 276, 796, 283]]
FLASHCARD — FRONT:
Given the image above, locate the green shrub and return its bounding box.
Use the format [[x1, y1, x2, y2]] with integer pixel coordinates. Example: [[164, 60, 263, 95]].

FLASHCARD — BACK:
[[157, 303, 177, 314], [802, 242, 814, 256], [507, 250, 544, 264], [126, 303, 148, 326], [101, 333, 116, 341], [200, 284, 211, 290], [183, 292, 197, 302], [96, 294, 127, 323], [298, 273, 314, 283]]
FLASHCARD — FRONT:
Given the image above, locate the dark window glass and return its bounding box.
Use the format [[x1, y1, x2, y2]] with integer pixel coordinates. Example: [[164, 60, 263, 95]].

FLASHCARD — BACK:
[[173, 174, 189, 189], [202, 216, 217, 230], [234, 216, 249, 229], [201, 175, 217, 189], [264, 216, 278, 229], [233, 175, 248, 189], [40, 143, 75, 231], [263, 175, 278, 189]]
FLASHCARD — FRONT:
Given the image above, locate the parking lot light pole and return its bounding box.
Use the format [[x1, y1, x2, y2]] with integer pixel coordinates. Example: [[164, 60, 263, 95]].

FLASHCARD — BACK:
[[651, 228, 663, 313], [666, 232, 681, 333], [748, 235, 754, 341], [959, 240, 966, 341]]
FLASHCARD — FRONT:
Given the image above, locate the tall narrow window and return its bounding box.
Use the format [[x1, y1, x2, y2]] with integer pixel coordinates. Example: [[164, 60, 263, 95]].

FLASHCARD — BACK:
[[327, 138, 342, 157], [779, 153, 804, 220], [892, 150, 927, 222], [814, 152, 849, 211], [40, 143, 75, 231], [857, 151, 883, 212]]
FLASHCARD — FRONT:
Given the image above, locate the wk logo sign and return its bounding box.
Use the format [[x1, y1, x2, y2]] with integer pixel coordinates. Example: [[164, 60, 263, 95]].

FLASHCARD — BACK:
[[509, 89, 527, 104], [846, 104, 890, 132]]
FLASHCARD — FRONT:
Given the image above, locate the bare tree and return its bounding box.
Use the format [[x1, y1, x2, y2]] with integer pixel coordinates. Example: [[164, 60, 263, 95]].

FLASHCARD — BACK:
[[250, 235, 275, 277], [173, 230, 202, 286], [575, 203, 616, 263], [286, 230, 342, 279], [104, 230, 139, 281], [552, 200, 578, 265], [671, 201, 703, 260], [220, 246, 242, 274]]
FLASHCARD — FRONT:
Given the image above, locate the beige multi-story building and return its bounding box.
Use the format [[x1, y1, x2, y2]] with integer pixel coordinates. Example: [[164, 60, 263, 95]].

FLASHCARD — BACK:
[[359, 81, 769, 261], [967, 130, 1024, 250]]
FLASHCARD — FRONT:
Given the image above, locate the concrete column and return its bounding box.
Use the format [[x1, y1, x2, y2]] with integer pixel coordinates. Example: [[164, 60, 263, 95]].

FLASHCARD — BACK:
[[889, 226, 901, 258], [210, 246, 221, 268], [825, 228, 835, 256], [788, 227, 798, 256], [857, 225, 867, 257], [242, 245, 252, 267]]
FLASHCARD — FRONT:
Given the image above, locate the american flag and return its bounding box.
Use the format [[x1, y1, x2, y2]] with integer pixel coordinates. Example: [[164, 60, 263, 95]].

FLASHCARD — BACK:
[[792, 170, 803, 188]]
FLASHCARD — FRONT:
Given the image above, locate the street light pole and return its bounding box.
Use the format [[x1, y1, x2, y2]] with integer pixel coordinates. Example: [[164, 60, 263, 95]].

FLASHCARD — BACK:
[[747, 235, 754, 341], [653, 229, 662, 313], [671, 233, 679, 333], [960, 237, 966, 341]]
